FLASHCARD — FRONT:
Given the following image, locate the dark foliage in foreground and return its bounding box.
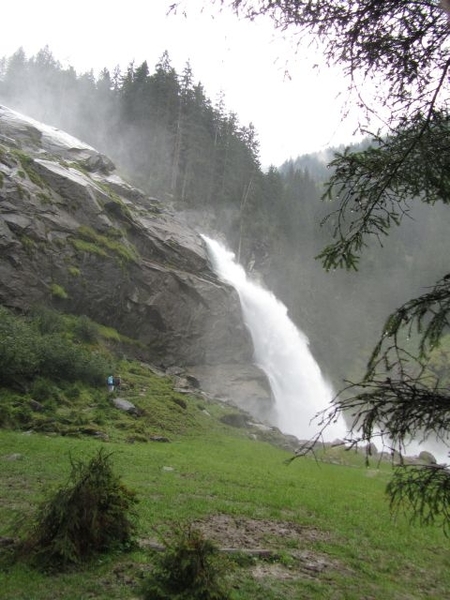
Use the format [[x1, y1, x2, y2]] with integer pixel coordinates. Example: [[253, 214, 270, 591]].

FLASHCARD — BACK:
[[17, 449, 138, 570], [141, 525, 231, 600], [387, 463, 450, 537]]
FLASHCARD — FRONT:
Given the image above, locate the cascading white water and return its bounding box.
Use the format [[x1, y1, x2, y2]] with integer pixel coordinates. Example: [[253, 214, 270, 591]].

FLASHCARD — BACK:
[[203, 236, 347, 442]]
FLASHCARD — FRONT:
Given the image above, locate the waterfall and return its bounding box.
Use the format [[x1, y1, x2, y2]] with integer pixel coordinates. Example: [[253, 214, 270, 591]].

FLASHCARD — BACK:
[[203, 236, 347, 442]]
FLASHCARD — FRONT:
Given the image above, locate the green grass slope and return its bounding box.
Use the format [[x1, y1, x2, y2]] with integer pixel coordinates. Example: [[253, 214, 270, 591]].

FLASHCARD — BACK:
[[0, 308, 449, 599]]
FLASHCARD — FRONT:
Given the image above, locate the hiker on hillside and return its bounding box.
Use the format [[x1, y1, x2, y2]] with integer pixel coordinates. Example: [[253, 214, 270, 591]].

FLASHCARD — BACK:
[[107, 375, 114, 392]]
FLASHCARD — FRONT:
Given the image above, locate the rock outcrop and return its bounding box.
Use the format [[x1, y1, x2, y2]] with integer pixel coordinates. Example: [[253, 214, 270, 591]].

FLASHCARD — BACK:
[[0, 105, 258, 374]]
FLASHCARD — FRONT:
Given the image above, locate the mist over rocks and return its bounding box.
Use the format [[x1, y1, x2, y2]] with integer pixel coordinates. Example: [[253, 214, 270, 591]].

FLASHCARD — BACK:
[[186, 363, 275, 424], [0, 105, 260, 375]]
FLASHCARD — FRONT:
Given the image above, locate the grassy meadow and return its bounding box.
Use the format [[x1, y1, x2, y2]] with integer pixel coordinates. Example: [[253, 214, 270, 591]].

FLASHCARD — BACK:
[[0, 309, 448, 598], [1, 419, 449, 598]]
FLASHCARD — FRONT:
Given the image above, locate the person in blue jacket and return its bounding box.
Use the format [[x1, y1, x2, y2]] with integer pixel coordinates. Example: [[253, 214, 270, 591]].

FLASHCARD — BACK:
[[107, 374, 114, 392]]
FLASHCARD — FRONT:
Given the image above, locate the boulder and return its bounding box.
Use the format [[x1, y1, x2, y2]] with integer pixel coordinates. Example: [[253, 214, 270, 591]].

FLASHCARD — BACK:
[[112, 397, 140, 415], [417, 450, 437, 465], [186, 363, 273, 423]]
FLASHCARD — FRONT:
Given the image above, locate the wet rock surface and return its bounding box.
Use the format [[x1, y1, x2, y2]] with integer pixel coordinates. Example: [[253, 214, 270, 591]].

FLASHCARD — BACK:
[[0, 105, 254, 370]]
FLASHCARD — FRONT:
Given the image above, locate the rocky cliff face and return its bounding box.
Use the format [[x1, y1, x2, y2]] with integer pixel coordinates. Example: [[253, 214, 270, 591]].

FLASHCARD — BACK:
[[0, 105, 258, 375]]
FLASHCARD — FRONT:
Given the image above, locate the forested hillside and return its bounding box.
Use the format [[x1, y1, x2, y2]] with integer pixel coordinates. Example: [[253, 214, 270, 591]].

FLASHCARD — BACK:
[[1, 46, 448, 388]]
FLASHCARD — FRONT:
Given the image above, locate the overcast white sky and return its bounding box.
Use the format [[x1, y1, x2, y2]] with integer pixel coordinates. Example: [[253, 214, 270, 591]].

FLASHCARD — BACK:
[[1, 0, 363, 166]]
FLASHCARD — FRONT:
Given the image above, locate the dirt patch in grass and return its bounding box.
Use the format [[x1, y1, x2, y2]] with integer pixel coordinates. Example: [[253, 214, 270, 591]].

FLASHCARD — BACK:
[[143, 515, 349, 582], [194, 515, 346, 580], [193, 514, 330, 549]]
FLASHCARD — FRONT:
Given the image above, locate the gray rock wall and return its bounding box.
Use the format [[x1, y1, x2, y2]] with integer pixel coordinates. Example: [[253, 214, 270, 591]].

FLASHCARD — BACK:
[[0, 105, 254, 369]]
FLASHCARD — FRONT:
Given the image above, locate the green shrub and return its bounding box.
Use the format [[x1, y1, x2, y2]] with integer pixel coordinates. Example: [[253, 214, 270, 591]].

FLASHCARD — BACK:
[[71, 237, 108, 257], [19, 235, 35, 256], [37, 191, 51, 204], [98, 324, 122, 341], [50, 283, 68, 299], [37, 335, 110, 386], [0, 306, 112, 390], [0, 307, 40, 385], [30, 377, 59, 404], [76, 225, 138, 263], [72, 314, 99, 343], [12, 149, 45, 187], [18, 449, 138, 570], [68, 265, 81, 277], [31, 306, 65, 335], [141, 525, 231, 600], [65, 383, 81, 400], [173, 397, 187, 410], [0, 393, 33, 428], [105, 227, 124, 240]]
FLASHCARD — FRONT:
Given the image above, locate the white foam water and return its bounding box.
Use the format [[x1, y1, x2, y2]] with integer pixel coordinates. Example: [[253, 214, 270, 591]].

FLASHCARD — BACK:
[[203, 236, 347, 441]]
